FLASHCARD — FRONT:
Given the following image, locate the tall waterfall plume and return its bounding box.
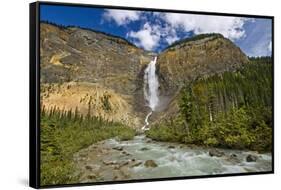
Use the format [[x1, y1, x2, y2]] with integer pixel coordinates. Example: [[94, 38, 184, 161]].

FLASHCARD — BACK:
[[142, 57, 159, 130]]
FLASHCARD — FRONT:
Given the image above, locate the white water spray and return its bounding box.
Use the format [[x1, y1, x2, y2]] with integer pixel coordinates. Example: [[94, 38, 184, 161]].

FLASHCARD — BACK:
[[142, 57, 159, 130], [143, 112, 152, 130]]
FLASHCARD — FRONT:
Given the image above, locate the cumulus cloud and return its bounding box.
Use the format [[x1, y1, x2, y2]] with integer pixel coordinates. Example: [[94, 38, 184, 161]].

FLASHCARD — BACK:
[[102, 9, 271, 56], [160, 13, 249, 40], [127, 21, 180, 50], [103, 9, 141, 25], [127, 23, 161, 51]]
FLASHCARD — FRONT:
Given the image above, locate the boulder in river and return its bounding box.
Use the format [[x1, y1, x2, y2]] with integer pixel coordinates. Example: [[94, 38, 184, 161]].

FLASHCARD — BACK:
[[131, 161, 143, 167], [120, 160, 130, 166], [87, 174, 97, 180], [226, 154, 240, 163], [146, 139, 152, 143], [246, 154, 258, 162], [85, 165, 93, 170], [140, 147, 150, 151], [102, 160, 117, 165], [113, 161, 130, 170], [112, 146, 123, 151], [209, 149, 225, 157], [168, 145, 175, 149], [144, 160, 158, 168], [122, 151, 131, 156]]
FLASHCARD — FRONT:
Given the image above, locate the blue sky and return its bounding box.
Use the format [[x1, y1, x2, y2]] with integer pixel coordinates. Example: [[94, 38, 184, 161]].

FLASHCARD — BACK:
[[40, 4, 272, 57]]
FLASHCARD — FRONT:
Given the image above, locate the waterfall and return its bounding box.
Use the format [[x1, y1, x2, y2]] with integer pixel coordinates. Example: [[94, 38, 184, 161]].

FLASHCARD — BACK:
[[142, 57, 159, 130], [143, 112, 152, 129], [144, 57, 159, 110]]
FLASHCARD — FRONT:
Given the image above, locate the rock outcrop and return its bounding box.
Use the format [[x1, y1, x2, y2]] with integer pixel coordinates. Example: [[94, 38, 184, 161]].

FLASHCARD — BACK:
[[40, 23, 152, 92], [157, 34, 249, 96], [41, 82, 141, 127]]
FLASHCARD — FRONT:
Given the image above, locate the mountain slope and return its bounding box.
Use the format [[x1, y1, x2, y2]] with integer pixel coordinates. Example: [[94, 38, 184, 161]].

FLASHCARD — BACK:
[[40, 23, 152, 94], [157, 33, 249, 96], [40, 23, 153, 127]]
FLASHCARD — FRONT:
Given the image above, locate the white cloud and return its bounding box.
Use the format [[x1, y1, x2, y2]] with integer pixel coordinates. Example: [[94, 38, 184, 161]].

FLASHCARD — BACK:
[[127, 23, 161, 51], [166, 35, 179, 45], [127, 22, 179, 50], [160, 13, 249, 40], [268, 41, 272, 52], [160, 25, 179, 45], [103, 9, 141, 25], [102, 10, 257, 52]]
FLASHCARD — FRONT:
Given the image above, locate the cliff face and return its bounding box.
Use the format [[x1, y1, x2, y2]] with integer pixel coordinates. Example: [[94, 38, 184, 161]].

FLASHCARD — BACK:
[[41, 82, 141, 127], [157, 34, 249, 96], [40, 23, 153, 127], [40, 23, 152, 95], [40, 24, 249, 128]]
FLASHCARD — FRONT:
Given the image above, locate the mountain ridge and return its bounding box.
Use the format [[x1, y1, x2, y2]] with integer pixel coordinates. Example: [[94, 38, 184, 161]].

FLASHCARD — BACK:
[[40, 22, 249, 128], [41, 21, 138, 49], [163, 33, 224, 51]]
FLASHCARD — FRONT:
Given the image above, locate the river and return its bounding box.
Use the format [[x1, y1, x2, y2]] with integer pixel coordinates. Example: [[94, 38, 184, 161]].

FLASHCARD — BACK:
[[74, 135, 272, 183]]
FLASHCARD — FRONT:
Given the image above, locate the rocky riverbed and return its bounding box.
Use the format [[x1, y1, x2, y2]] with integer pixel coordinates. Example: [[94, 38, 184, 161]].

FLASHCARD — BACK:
[[73, 135, 272, 183]]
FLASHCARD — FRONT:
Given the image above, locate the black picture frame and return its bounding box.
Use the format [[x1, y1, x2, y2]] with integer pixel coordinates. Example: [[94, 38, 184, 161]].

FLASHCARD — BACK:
[[30, 1, 274, 188]]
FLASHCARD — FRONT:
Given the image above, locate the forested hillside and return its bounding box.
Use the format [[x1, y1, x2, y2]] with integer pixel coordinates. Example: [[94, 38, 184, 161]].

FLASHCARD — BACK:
[[40, 107, 136, 185], [147, 57, 272, 152]]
